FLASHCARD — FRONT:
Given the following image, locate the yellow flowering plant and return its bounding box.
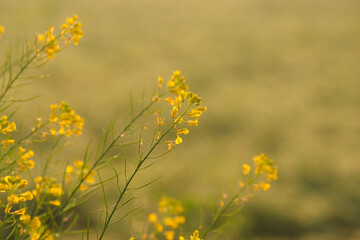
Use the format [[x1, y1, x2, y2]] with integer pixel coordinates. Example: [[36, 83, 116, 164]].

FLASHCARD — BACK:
[[0, 15, 277, 240]]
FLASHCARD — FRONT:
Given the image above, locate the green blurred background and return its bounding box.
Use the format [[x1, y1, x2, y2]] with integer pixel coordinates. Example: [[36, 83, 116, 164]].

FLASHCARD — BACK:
[[1, 0, 360, 239]]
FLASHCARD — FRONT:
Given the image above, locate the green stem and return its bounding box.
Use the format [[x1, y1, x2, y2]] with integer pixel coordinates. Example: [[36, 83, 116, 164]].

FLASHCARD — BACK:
[[98, 104, 192, 240], [38, 93, 167, 239]]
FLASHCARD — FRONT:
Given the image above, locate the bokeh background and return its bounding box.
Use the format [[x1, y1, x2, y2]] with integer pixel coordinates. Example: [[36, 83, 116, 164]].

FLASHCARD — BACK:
[[1, 0, 360, 239]]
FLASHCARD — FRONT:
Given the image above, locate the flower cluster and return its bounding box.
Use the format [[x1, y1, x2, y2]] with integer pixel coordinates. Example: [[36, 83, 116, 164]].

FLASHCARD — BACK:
[[37, 15, 83, 59], [65, 159, 96, 191], [19, 215, 55, 240], [232, 153, 278, 205], [32, 176, 63, 206], [252, 153, 278, 181], [179, 230, 202, 240], [60, 15, 84, 45], [0, 176, 33, 214], [146, 196, 186, 240], [48, 101, 84, 137], [1, 115, 17, 148], [0, 14, 88, 240], [0, 25, 4, 39], [17, 147, 35, 172], [157, 71, 206, 149]]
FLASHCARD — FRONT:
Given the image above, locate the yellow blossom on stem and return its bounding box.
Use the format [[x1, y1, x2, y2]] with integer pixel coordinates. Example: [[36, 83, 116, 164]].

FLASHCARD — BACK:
[[164, 231, 175, 240], [155, 223, 164, 232], [7, 194, 20, 204], [175, 134, 182, 144], [1, 138, 15, 148], [0, 25, 4, 36], [171, 106, 178, 119], [165, 97, 175, 105], [48, 101, 84, 137], [148, 213, 157, 223], [157, 116, 165, 126], [176, 128, 189, 135], [259, 182, 271, 191], [11, 208, 26, 215], [190, 230, 202, 240], [158, 76, 164, 88], [187, 119, 198, 127], [167, 141, 174, 150], [243, 164, 251, 176], [49, 200, 61, 206]]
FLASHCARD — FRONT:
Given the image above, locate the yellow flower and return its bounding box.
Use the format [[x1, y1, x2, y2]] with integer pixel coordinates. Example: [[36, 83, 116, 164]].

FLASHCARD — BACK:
[[157, 116, 165, 126], [173, 70, 181, 77], [148, 213, 157, 223], [48, 101, 84, 137], [167, 79, 175, 88], [266, 166, 278, 181], [188, 107, 206, 118], [165, 97, 175, 105], [19, 191, 34, 201], [18, 179, 28, 189], [174, 116, 183, 125], [190, 230, 201, 240], [50, 128, 57, 136], [20, 150, 34, 161], [167, 141, 174, 150], [8, 194, 20, 204], [259, 182, 271, 191], [243, 164, 251, 176], [36, 118, 42, 127], [187, 119, 198, 127], [171, 106, 178, 118], [238, 181, 245, 188], [38, 34, 45, 43], [18, 147, 26, 156], [175, 134, 182, 144], [71, 22, 84, 45], [2, 139, 15, 148], [49, 200, 61, 206], [48, 186, 63, 197], [164, 231, 175, 240], [11, 207, 26, 215], [158, 76, 164, 88], [155, 223, 163, 232], [0, 25, 5, 35], [174, 215, 186, 224], [20, 214, 31, 224], [178, 90, 187, 102], [79, 184, 89, 192], [164, 217, 179, 229], [2, 121, 17, 134], [176, 128, 189, 135]]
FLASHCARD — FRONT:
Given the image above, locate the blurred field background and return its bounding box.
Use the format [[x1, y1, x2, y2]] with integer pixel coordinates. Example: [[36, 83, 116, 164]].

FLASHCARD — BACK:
[[1, 0, 360, 239]]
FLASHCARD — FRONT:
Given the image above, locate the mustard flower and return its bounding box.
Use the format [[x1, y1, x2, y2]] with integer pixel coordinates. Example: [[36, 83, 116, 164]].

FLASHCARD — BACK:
[[148, 213, 157, 223], [0, 25, 4, 36], [7, 194, 20, 204], [164, 231, 175, 240], [48, 101, 84, 137], [155, 223, 164, 232], [1, 138, 15, 148], [243, 164, 251, 176], [11, 207, 26, 215], [190, 230, 201, 240], [158, 76, 164, 88]]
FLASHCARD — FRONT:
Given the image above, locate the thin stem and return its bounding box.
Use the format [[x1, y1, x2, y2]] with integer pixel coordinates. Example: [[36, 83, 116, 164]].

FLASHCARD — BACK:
[[98, 104, 192, 240], [38, 93, 167, 239], [201, 176, 258, 239]]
